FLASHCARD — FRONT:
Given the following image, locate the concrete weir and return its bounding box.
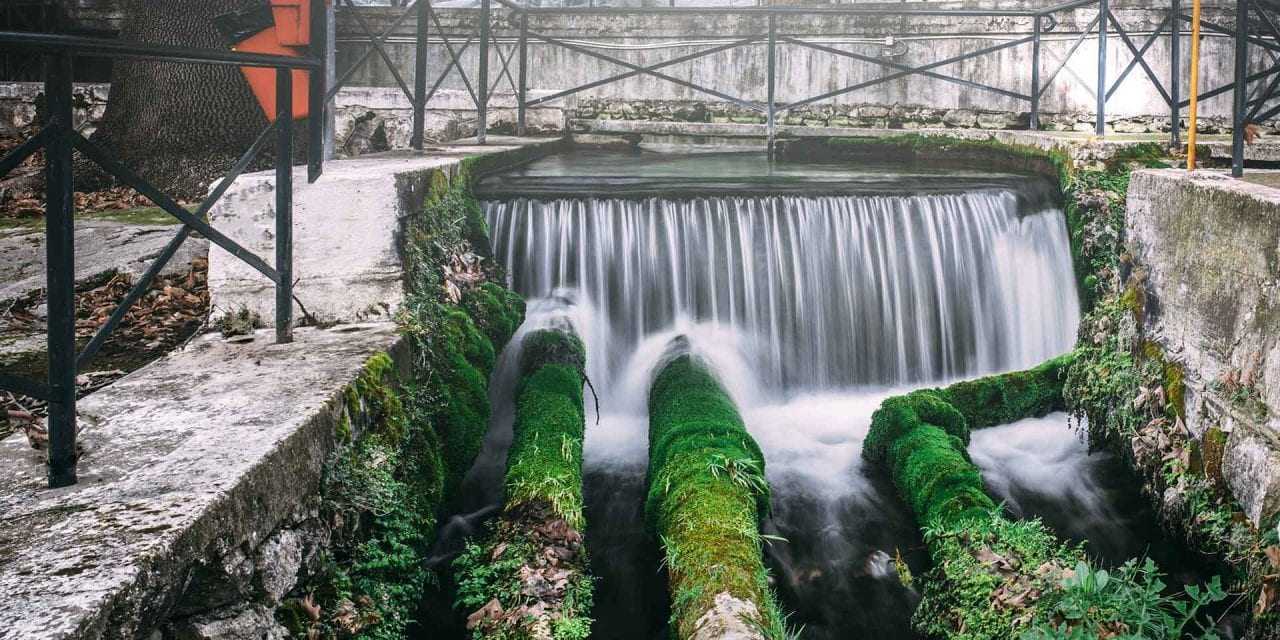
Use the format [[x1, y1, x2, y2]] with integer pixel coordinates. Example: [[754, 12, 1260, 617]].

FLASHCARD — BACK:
[[0, 138, 558, 640], [1128, 168, 1280, 525]]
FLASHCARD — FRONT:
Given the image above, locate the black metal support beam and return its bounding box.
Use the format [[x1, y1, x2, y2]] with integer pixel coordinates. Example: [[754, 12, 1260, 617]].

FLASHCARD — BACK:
[[478, 0, 490, 144], [767, 14, 777, 153], [308, 0, 328, 181], [1097, 0, 1108, 135], [276, 68, 295, 342], [1171, 0, 1181, 147], [517, 11, 528, 136], [1032, 15, 1042, 129], [44, 51, 76, 489], [1235, 0, 1249, 177], [412, 0, 430, 150]]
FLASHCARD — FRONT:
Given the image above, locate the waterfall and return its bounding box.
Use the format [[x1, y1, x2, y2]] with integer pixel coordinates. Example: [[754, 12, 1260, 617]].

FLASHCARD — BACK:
[[482, 186, 1088, 640], [487, 191, 1080, 399]]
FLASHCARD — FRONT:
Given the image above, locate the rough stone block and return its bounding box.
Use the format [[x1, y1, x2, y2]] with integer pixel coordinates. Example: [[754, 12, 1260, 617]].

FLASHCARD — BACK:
[[170, 604, 288, 640], [254, 529, 303, 604], [1224, 424, 1280, 525]]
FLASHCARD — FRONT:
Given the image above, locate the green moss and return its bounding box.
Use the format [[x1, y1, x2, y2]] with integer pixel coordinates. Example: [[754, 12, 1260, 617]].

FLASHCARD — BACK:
[[463, 283, 527, 352], [452, 329, 595, 640], [304, 352, 447, 640], [507, 330, 589, 528], [646, 356, 787, 639], [288, 164, 525, 640], [914, 512, 1081, 640], [863, 357, 1091, 639], [940, 353, 1074, 430]]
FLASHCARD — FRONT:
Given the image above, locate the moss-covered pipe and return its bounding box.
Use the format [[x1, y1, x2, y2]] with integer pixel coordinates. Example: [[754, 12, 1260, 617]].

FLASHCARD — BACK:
[[646, 355, 785, 640], [938, 352, 1073, 431], [454, 329, 595, 640], [862, 357, 1082, 639]]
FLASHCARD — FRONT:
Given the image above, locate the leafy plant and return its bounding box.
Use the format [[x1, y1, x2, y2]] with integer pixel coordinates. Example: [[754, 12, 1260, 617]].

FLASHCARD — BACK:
[[1022, 559, 1226, 640]]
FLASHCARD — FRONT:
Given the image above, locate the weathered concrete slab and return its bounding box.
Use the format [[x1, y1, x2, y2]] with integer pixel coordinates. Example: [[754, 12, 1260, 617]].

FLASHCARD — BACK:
[[1128, 168, 1280, 524], [0, 323, 403, 640], [207, 137, 562, 328], [573, 119, 1280, 165], [0, 221, 208, 305]]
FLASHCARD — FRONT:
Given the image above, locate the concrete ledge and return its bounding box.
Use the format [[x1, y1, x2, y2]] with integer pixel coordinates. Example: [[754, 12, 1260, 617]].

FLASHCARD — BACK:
[[207, 137, 563, 327], [0, 323, 403, 639], [1128, 168, 1280, 524], [573, 119, 1280, 164]]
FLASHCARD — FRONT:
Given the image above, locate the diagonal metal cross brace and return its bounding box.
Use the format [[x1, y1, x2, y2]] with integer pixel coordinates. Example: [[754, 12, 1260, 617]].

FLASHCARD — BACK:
[[528, 31, 765, 112], [781, 35, 1034, 112], [526, 36, 761, 108], [428, 5, 481, 108], [0, 123, 52, 178], [1037, 13, 1102, 99], [328, 0, 422, 102], [1180, 62, 1280, 107], [71, 132, 281, 284], [342, 0, 416, 104], [75, 122, 279, 370], [423, 34, 475, 107], [780, 35, 1030, 103], [490, 37, 519, 97], [1105, 11, 1172, 106]]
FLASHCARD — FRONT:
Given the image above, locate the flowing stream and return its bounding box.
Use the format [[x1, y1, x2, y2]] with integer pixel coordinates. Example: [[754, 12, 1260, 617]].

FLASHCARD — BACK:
[[445, 153, 1175, 639]]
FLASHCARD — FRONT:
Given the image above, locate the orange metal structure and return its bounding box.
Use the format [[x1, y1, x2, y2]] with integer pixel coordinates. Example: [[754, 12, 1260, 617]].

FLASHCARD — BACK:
[[233, 28, 310, 121]]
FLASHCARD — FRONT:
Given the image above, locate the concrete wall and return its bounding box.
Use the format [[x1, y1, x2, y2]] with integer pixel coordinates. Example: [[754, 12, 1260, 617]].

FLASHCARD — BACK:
[[336, 0, 1265, 131], [1128, 169, 1280, 525]]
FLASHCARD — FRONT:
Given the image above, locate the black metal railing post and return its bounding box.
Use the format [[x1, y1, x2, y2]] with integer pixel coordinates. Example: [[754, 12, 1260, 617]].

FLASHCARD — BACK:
[[412, 0, 430, 150], [766, 13, 777, 153], [45, 50, 77, 488], [1234, 0, 1248, 176], [517, 9, 529, 136], [478, 0, 491, 144], [276, 68, 295, 343], [308, 0, 328, 181], [1031, 14, 1042, 129], [1170, 0, 1182, 147], [1097, 0, 1109, 135]]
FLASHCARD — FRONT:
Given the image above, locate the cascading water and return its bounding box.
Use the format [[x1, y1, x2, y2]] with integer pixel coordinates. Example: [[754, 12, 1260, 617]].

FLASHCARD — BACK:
[[464, 155, 1168, 639], [489, 191, 1078, 392]]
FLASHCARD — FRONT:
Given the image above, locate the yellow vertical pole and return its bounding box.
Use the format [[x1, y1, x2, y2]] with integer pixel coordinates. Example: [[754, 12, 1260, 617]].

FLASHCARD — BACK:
[[1188, 0, 1203, 169]]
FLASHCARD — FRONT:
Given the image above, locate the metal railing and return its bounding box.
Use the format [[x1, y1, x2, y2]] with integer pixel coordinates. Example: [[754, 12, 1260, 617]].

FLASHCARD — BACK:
[[360, 0, 1279, 174], [0, 0, 329, 488]]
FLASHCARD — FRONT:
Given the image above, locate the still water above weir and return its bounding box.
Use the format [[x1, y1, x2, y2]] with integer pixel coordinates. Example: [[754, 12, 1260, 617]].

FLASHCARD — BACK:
[[438, 151, 1173, 639]]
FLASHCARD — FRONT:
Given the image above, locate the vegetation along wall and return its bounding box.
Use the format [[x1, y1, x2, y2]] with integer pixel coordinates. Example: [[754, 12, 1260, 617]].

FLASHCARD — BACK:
[[276, 169, 526, 639], [453, 329, 596, 640], [645, 355, 789, 640]]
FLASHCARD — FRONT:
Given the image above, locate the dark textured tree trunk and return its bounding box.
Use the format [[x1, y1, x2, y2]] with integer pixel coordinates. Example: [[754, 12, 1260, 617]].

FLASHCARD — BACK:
[[91, 0, 271, 200]]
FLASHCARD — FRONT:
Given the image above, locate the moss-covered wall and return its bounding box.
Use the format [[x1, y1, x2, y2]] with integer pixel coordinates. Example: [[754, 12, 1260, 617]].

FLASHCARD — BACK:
[[279, 163, 526, 640], [453, 329, 596, 640], [645, 356, 788, 640]]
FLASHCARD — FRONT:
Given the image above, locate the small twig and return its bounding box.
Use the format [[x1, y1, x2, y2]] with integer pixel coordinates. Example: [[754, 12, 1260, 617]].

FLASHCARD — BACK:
[[583, 373, 601, 425]]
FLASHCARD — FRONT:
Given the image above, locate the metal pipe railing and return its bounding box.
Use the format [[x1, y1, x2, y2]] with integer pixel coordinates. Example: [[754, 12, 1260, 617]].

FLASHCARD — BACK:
[[0, 2, 328, 487]]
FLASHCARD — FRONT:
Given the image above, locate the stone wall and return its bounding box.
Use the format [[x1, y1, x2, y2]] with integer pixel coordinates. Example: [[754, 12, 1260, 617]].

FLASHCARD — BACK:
[[1127, 169, 1280, 525]]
